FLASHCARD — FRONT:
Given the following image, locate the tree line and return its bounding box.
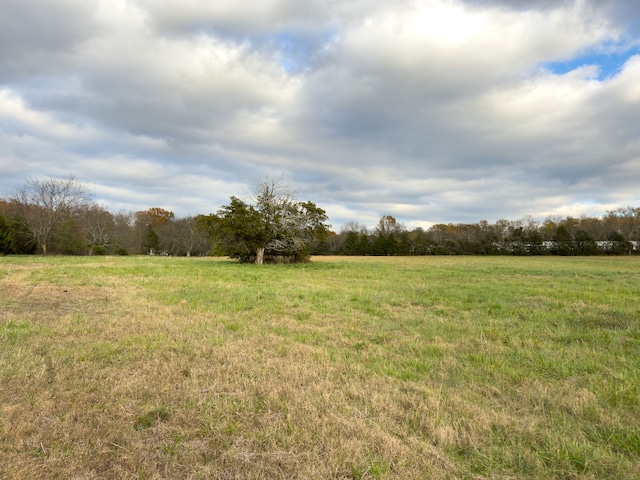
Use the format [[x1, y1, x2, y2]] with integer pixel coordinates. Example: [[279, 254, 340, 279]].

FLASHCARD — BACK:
[[1, 176, 639, 259], [319, 211, 640, 256], [0, 176, 328, 262], [0, 177, 210, 257]]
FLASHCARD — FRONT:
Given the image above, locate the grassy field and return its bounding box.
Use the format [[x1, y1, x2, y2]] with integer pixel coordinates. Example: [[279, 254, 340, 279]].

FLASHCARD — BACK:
[[1, 255, 639, 479]]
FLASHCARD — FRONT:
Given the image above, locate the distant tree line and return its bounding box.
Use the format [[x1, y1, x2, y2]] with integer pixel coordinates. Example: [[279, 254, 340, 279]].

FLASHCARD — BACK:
[[0, 177, 210, 256], [1, 176, 638, 257], [317, 211, 640, 256], [0, 176, 328, 261]]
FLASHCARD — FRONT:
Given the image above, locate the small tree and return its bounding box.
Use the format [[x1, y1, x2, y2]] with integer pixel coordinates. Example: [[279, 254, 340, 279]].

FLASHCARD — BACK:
[[199, 178, 330, 264], [552, 225, 574, 256], [143, 224, 160, 254], [574, 230, 598, 255], [342, 231, 360, 255], [605, 231, 632, 255]]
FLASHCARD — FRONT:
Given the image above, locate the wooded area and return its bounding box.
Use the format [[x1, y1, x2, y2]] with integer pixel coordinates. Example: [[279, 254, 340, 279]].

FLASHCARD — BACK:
[[1, 177, 639, 257], [326, 211, 640, 256]]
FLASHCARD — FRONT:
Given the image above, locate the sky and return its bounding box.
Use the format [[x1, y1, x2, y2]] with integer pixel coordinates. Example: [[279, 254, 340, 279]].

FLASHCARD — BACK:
[[1, 0, 639, 231]]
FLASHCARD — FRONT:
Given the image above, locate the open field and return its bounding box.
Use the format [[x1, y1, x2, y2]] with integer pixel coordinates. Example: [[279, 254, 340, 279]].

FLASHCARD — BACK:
[[1, 255, 639, 479]]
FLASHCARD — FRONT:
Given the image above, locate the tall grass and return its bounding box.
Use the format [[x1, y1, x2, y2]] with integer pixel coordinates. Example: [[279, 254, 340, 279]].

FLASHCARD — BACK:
[[1, 255, 639, 479]]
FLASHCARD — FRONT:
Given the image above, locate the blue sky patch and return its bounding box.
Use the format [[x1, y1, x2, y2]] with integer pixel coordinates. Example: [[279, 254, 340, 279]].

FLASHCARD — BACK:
[[546, 45, 640, 80], [268, 29, 336, 75], [273, 31, 311, 74]]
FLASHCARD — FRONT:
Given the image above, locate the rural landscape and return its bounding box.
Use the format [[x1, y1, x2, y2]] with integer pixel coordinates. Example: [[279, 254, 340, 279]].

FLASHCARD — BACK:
[[1, 254, 639, 478], [2, 1, 640, 477], [1, 176, 640, 478], [0, 176, 639, 477], [1, 177, 639, 261]]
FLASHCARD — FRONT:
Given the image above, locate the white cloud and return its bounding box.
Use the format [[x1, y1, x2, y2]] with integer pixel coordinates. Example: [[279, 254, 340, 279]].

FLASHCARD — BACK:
[[1, 0, 639, 229]]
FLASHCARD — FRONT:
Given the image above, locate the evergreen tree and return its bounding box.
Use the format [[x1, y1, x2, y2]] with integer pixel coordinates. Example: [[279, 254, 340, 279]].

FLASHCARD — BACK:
[[143, 225, 160, 254], [553, 225, 574, 256], [198, 179, 329, 264], [0, 215, 11, 254], [574, 230, 598, 255], [605, 231, 631, 255], [342, 231, 360, 255]]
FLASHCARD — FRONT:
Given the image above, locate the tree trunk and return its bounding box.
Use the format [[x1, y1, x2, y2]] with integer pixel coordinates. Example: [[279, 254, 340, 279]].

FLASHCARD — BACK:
[[255, 247, 265, 265], [42, 242, 48, 256]]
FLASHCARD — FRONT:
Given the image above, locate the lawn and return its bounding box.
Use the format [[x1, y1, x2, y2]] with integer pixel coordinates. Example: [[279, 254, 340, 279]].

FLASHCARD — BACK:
[[1, 255, 639, 479]]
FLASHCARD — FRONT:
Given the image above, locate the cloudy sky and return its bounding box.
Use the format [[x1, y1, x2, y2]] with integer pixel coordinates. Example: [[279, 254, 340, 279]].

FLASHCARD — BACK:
[[1, 0, 639, 230]]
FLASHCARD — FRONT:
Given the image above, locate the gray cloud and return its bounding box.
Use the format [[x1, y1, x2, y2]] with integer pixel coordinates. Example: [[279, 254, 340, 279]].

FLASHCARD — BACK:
[[462, 0, 573, 10], [1, 0, 639, 230], [0, 0, 100, 82]]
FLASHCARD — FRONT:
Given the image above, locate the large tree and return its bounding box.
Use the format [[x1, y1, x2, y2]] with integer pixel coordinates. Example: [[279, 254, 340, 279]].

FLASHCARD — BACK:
[[198, 178, 330, 264], [12, 176, 91, 255], [605, 207, 640, 241], [134, 207, 175, 254]]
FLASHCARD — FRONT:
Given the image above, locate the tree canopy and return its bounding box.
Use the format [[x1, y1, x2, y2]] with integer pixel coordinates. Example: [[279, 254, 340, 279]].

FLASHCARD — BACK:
[[12, 176, 91, 255], [197, 178, 330, 264]]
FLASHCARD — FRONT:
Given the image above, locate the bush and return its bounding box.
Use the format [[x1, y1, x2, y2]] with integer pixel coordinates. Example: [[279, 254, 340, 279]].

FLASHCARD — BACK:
[[605, 232, 632, 255], [8, 217, 36, 254]]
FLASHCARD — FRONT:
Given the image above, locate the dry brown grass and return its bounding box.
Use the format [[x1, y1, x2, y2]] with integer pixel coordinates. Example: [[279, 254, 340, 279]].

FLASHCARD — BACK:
[[1, 261, 452, 479]]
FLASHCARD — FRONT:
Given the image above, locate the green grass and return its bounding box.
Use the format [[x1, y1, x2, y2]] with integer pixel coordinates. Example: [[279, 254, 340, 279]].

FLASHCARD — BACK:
[[1, 255, 639, 479]]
